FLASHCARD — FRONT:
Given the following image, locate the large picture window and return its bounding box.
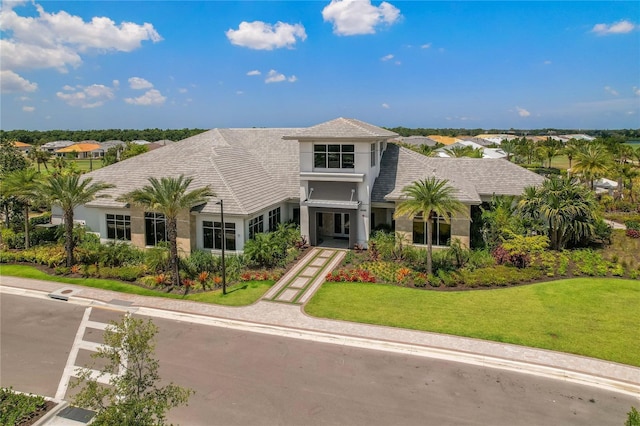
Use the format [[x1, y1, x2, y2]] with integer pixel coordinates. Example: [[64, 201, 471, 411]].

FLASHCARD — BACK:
[[249, 215, 264, 239], [203, 221, 236, 251], [106, 214, 131, 241], [145, 212, 167, 246], [268, 207, 281, 232], [412, 214, 452, 246], [314, 144, 354, 169]]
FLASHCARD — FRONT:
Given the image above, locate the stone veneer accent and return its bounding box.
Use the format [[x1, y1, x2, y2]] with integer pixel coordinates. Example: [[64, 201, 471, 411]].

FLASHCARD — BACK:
[[128, 205, 195, 255]]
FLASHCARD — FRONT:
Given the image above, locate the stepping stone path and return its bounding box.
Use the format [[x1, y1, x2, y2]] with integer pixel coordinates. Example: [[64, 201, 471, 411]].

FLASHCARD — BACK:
[[262, 248, 345, 305]]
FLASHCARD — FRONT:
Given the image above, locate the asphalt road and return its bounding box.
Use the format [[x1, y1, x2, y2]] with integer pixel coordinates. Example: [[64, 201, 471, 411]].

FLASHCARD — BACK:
[[1, 294, 637, 426]]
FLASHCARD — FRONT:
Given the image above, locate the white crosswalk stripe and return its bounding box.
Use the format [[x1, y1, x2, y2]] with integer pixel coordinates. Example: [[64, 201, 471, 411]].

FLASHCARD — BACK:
[[55, 307, 125, 401]]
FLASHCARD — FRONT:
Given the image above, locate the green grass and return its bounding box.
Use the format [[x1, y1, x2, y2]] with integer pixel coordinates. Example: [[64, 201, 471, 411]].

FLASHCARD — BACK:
[[0, 265, 271, 306], [305, 278, 640, 366]]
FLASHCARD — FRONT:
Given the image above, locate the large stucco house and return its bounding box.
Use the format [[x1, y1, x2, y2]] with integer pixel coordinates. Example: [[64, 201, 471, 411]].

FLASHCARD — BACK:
[[59, 118, 544, 254]]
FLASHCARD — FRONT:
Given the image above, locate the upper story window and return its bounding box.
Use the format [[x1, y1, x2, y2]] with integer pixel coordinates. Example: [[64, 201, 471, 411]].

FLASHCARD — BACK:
[[370, 143, 377, 167], [106, 214, 131, 241], [314, 144, 354, 169], [145, 212, 167, 246]]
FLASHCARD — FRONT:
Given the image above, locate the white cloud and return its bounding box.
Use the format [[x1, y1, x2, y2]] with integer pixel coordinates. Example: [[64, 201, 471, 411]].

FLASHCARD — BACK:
[[22, 106, 35, 112], [604, 86, 619, 96], [17, 96, 30, 101], [544, 60, 552, 65], [382, 103, 390, 109], [178, 88, 188, 94], [56, 83, 115, 108], [226, 21, 306, 50], [381, 54, 394, 61], [0, 70, 37, 93], [124, 89, 166, 106], [322, 0, 401, 36], [421, 43, 432, 49], [128, 77, 153, 90], [516, 106, 531, 117], [62, 84, 75, 91], [236, 91, 244, 95], [265, 69, 297, 84], [591, 20, 636, 35], [633, 86, 640, 96], [113, 79, 120, 89], [0, 1, 161, 87], [247, 70, 261, 76]]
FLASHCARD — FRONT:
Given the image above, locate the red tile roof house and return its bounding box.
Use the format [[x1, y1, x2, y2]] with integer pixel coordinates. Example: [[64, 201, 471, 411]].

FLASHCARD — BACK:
[[54, 118, 544, 254]]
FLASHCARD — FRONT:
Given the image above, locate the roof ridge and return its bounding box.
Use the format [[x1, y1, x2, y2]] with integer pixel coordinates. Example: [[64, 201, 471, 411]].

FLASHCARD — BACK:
[[206, 129, 248, 215]]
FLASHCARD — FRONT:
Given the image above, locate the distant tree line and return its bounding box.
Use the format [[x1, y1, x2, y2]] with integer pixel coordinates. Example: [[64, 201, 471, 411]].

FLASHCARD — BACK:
[[385, 127, 640, 139], [0, 128, 207, 145]]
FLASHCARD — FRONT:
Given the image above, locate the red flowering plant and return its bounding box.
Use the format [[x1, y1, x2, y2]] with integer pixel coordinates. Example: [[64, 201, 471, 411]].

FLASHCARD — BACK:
[[325, 268, 376, 283]]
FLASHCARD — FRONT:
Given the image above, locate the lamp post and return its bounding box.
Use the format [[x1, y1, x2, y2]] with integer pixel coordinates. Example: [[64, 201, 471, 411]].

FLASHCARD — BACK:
[[216, 199, 226, 295]]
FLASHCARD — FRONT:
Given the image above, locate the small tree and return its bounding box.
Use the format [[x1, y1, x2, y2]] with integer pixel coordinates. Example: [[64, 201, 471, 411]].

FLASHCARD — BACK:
[[72, 315, 193, 426]]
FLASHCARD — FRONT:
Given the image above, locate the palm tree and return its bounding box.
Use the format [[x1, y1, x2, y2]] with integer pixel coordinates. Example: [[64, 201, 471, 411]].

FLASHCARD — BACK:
[[500, 139, 517, 162], [393, 177, 466, 274], [537, 144, 560, 168], [563, 138, 584, 170], [517, 177, 598, 250], [28, 149, 51, 172], [38, 174, 114, 266], [118, 175, 214, 289], [573, 144, 613, 189], [1, 168, 41, 248]]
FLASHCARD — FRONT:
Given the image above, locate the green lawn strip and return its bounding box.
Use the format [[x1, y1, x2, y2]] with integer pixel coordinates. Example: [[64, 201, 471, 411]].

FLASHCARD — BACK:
[[305, 278, 640, 366], [0, 265, 271, 307]]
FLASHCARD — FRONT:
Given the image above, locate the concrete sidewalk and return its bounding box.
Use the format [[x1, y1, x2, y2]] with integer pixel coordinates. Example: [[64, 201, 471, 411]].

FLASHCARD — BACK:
[[1, 273, 639, 399]]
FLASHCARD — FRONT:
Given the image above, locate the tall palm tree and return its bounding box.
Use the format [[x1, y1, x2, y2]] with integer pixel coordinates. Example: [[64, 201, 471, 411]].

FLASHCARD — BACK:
[[38, 174, 114, 266], [517, 177, 598, 250], [118, 175, 214, 288], [394, 177, 466, 274], [1, 168, 41, 248], [562, 138, 584, 170], [573, 144, 613, 189]]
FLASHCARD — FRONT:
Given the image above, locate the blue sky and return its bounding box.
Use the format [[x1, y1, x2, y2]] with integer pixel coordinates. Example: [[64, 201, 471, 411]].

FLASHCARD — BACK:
[[1, 1, 639, 131]]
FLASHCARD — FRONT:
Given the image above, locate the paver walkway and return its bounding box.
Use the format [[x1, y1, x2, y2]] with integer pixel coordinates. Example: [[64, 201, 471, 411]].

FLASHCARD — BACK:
[[262, 248, 345, 304]]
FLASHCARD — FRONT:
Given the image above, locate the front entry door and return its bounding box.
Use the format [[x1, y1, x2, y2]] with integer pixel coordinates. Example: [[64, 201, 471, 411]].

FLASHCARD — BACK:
[[333, 213, 349, 237]]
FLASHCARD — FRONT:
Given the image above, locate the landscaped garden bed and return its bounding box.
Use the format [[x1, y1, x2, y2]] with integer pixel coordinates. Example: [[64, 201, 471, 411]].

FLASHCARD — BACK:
[[0, 387, 56, 426]]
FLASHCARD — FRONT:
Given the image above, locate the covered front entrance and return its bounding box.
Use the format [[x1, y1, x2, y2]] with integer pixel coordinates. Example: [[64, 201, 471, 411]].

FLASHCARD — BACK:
[[307, 208, 358, 249]]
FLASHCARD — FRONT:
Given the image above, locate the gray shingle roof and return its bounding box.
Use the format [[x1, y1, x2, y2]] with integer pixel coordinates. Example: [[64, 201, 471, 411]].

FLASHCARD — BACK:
[[283, 117, 398, 140], [83, 128, 301, 216], [372, 144, 545, 204]]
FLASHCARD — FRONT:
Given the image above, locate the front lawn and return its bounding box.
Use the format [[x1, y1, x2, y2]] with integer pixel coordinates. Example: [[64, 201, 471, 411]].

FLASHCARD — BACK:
[[305, 278, 640, 366], [0, 265, 272, 306]]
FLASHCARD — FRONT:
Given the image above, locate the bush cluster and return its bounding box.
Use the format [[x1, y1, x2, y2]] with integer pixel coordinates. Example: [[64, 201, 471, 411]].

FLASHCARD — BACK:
[[0, 387, 47, 426]]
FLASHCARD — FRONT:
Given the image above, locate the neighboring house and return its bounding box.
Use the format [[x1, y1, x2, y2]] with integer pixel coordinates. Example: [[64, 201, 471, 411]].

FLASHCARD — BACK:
[[91, 140, 126, 158], [474, 134, 519, 145], [435, 141, 507, 159], [392, 135, 440, 148], [11, 141, 32, 154], [61, 118, 544, 254], [41, 140, 74, 155], [55, 142, 101, 159]]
